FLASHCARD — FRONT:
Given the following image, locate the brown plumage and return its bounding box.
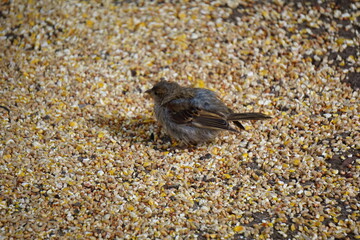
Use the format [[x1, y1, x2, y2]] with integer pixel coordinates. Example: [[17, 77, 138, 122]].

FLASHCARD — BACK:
[[146, 81, 271, 145]]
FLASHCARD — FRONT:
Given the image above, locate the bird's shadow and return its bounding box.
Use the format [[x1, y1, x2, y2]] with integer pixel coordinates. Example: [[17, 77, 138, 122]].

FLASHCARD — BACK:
[[92, 114, 173, 150]]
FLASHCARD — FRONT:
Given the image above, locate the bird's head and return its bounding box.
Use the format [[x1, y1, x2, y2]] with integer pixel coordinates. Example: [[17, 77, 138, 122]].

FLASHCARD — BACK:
[[145, 80, 180, 105]]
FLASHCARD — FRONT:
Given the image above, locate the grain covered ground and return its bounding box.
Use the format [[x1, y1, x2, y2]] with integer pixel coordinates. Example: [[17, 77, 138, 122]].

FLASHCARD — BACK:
[[1, 0, 359, 239]]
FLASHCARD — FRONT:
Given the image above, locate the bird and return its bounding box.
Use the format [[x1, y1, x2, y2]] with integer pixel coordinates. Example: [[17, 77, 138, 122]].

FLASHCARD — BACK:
[[145, 80, 271, 146]]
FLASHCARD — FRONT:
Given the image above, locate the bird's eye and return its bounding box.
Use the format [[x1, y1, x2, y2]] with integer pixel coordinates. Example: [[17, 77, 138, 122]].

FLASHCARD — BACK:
[[153, 87, 165, 96]]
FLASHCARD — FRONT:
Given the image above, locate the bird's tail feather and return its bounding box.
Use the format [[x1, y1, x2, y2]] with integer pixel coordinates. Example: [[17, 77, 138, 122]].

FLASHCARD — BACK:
[[227, 113, 271, 121]]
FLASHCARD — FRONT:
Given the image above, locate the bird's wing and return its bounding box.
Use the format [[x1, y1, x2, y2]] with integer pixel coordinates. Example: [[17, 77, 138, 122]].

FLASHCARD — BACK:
[[165, 99, 239, 132]]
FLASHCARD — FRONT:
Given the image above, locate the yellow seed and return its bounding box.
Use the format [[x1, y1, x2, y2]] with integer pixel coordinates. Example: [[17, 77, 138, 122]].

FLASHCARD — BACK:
[[18, 169, 26, 177], [284, 140, 291, 145], [252, 173, 259, 180], [175, 33, 187, 42], [97, 82, 105, 88], [233, 226, 244, 232], [69, 121, 78, 128], [336, 38, 346, 45], [259, 69, 268, 76], [30, 58, 40, 65], [98, 132, 105, 138], [76, 145, 83, 151], [86, 20, 94, 28], [212, 147, 219, 155], [293, 158, 301, 166], [261, 11, 269, 18], [291, 224, 296, 231], [143, 161, 151, 167], [244, 125, 252, 130], [174, 34, 188, 49], [75, 76, 83, 82], [194, 79, 205, 88], [224, 174, 231, 179], [178, 12, 186, 20], [148, 199, 154, 206], [135, 22, 146, 30]]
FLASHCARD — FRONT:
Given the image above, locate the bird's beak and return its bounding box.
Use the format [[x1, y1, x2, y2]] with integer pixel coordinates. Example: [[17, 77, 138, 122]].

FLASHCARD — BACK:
[[145, 88, 153, 99]]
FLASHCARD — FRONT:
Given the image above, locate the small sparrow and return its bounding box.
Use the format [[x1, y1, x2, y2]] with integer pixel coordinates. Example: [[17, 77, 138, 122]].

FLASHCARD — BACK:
[[145, 80, 271, 145]]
